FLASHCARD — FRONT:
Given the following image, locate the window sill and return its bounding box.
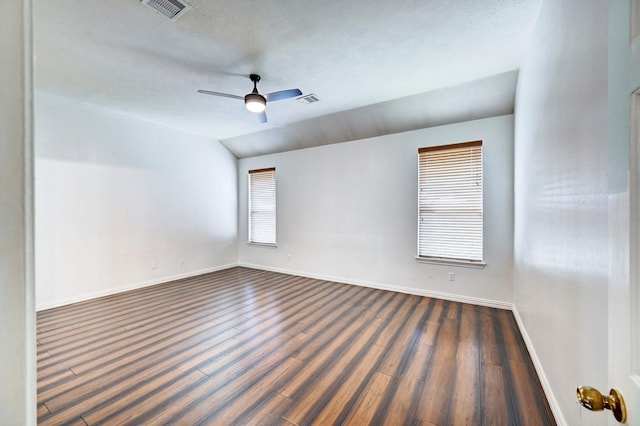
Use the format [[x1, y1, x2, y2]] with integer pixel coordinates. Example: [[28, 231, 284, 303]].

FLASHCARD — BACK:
[[247, 242, 278, 248], [415, 256, 486, 269]]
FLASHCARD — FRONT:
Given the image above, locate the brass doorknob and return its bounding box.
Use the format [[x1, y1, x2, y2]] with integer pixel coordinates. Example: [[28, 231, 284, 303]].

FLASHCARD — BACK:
[[576, 386, 627, 423]]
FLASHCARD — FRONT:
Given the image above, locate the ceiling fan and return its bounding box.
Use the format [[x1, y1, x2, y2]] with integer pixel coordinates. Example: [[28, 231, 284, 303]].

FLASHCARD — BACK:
[[197, 74, 302, 123]]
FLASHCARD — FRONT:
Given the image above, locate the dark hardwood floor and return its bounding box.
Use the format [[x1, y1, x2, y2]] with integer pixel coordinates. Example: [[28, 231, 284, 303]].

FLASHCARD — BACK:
[[37, 267, 555, 425]]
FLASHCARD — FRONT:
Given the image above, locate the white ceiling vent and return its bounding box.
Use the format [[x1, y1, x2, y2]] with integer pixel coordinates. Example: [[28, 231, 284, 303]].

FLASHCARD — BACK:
[[296, 94, 320, 104], [141, 0, 191, 21]]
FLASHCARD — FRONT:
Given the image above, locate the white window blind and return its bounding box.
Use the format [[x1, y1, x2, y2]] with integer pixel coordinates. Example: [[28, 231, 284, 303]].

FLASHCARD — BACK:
[[248, 168, 276, 245], [418, 141, 483, 262]]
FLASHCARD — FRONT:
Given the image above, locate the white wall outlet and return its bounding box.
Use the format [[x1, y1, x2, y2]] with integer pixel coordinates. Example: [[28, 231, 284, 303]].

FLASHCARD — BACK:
[[179, 257, 184, 265], [151, 261, 158, 270], [448, 272, 455, 281], [287, 254, 292, 262]]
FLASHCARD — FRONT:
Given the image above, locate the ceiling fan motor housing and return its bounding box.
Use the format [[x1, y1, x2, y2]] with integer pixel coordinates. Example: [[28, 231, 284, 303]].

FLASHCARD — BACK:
[[245, 93, 266, 112]]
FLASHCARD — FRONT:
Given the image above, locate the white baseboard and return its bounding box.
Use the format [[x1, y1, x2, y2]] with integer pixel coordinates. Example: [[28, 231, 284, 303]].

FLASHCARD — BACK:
[[512, 305, 566, 426], [237, 262, 512, 310], [36, 263, 239, 311]]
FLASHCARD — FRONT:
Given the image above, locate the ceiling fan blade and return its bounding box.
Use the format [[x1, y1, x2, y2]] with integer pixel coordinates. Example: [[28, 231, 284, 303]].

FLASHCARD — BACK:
[[197, 90, 243, 100], [265, 89, 302, 102], [257, 111, 267, 123]]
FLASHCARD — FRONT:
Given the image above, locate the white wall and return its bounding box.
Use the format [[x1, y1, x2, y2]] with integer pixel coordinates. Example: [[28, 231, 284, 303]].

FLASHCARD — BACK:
[[239, 115, 514, 306], [513, 1, 609, 424], [35, 92, 238, 310], [0, 0, 36, 423]]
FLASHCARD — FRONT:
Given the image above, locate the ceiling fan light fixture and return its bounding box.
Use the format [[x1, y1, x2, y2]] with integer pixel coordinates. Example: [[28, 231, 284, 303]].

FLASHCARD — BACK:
[[245, 93, 266, 113]]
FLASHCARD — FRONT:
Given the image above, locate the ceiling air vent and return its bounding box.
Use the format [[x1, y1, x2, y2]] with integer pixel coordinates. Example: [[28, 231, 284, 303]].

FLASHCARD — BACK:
[[296, 94, 320, 104], [141, 0, 191, 21]]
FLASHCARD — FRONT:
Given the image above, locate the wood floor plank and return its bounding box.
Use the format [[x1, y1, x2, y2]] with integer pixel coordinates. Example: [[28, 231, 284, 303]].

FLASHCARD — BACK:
[[447, 304, 481, 426], [213, 362, 300, 425], [38, 274, 323, 392], [199, 357, 302, 425], [279, 311, 374, 399], [39, 321, 239, 402], [36, 350, 51, 362], [37, 367, 77, 390], [376, 297, 432, 378], [37, 267, 556, 425], [311, 344, 387, 425], [380, 375, 424, 425], [132, 290, 370, 423], [173, 285, 385, 424], [93, 369, 209, 425], [508, 358, 555, 426], [164, 333, 310, 424], [37, 403, 50, 418], [44, 270, 290, 335], [372, 293, 421, 348], [481, 364, 511, 426], [342, 372, 393, 425], [479, 308, 511, 426], [282, 323, 387, 424], [37, 271, 284, 365], [37, 268, 258, 332], [43, 368, 202, 426], [414, 314, 459, 424], [448, 342, 481, 425]]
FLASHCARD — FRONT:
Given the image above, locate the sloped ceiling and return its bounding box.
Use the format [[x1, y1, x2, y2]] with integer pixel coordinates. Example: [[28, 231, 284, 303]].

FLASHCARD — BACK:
[[34, 0, 541, 158]]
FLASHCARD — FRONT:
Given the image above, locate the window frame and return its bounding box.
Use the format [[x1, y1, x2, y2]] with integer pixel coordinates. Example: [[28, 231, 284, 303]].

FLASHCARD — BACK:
[[416, 140, 485, 267], [248, 167, 277, 246]]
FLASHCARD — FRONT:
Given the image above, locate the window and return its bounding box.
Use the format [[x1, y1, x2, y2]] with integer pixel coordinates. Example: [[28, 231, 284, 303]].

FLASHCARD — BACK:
[[248, 168, 276, 245], [417, 141, 483, 263]]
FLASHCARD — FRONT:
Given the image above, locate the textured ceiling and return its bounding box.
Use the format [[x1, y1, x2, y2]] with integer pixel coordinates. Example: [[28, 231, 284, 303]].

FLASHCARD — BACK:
[[34, 0, 541, 158]]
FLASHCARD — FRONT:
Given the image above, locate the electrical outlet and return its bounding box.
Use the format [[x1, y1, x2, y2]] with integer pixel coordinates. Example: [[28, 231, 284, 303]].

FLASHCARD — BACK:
[[448, 272, 455, 281], [179, 257, 184, 265], [151, 261, 158, 270], [287, 254, 292, 262]]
